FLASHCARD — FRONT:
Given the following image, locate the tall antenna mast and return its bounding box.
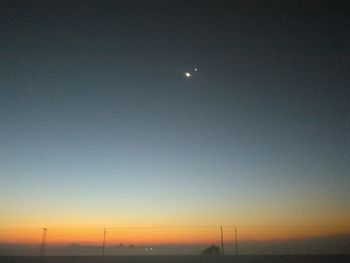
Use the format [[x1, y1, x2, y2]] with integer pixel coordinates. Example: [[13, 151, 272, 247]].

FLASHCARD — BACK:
[[102, 228, 106, 256], [40, 228, 47, 256], [220, 226, 224, 255], [235, 226, 238, 256]]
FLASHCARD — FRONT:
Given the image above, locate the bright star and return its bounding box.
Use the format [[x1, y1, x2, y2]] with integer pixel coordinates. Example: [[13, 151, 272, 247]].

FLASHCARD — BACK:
[[185, 72, 191, 78]]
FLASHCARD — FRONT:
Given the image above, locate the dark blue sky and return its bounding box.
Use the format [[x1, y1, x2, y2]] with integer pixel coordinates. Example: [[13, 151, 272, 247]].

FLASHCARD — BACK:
[[1, 0, 349, 228]]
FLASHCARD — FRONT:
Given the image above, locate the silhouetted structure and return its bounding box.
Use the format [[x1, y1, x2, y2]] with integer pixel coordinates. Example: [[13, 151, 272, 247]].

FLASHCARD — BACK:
[[102, 228, 106, 256], [201, 245, 221, 256], [234, 226, 238, 255], [40, 228, 47, 256], [220, 226, 224, 255]]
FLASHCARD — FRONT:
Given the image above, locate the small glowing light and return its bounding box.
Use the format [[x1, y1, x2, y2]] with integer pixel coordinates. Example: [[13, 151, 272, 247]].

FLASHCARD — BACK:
[[185, 72, 191, 78], [194, 68, 198, 71]]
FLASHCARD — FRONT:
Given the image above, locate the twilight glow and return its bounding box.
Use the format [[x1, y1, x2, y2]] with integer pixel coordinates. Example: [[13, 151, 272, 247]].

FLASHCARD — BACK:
[[1, 0, 349, 247]]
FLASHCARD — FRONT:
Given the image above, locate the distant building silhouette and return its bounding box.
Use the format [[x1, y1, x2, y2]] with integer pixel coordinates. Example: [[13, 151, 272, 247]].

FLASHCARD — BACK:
[[201, 245, 221, 256]]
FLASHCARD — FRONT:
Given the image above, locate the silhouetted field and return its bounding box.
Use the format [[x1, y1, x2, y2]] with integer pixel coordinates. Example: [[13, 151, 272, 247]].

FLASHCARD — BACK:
[[1, 255, 350, 263]]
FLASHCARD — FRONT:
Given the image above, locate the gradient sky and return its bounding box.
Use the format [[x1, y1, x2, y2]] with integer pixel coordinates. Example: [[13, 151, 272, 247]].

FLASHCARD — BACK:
[[1, 0, 349, 238]]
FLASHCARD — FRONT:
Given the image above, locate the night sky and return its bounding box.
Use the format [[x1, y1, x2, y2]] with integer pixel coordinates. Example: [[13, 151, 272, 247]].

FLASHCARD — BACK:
[[1, 0, 349, 233]]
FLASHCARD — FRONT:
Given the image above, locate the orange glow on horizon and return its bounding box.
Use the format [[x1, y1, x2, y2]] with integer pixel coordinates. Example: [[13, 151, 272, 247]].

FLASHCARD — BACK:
[[1, 226, 349, 245]]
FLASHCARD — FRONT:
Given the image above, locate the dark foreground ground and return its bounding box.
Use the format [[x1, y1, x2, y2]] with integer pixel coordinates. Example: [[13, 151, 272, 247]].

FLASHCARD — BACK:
[[1, 255, 350, 263]]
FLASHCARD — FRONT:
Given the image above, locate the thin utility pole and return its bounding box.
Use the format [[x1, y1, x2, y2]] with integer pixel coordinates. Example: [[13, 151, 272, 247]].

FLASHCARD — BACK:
[[234, 226, 238, 256], [102, 228, 106, 256], [220, 226, 224, 255], [40, 228, 47, 256]]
